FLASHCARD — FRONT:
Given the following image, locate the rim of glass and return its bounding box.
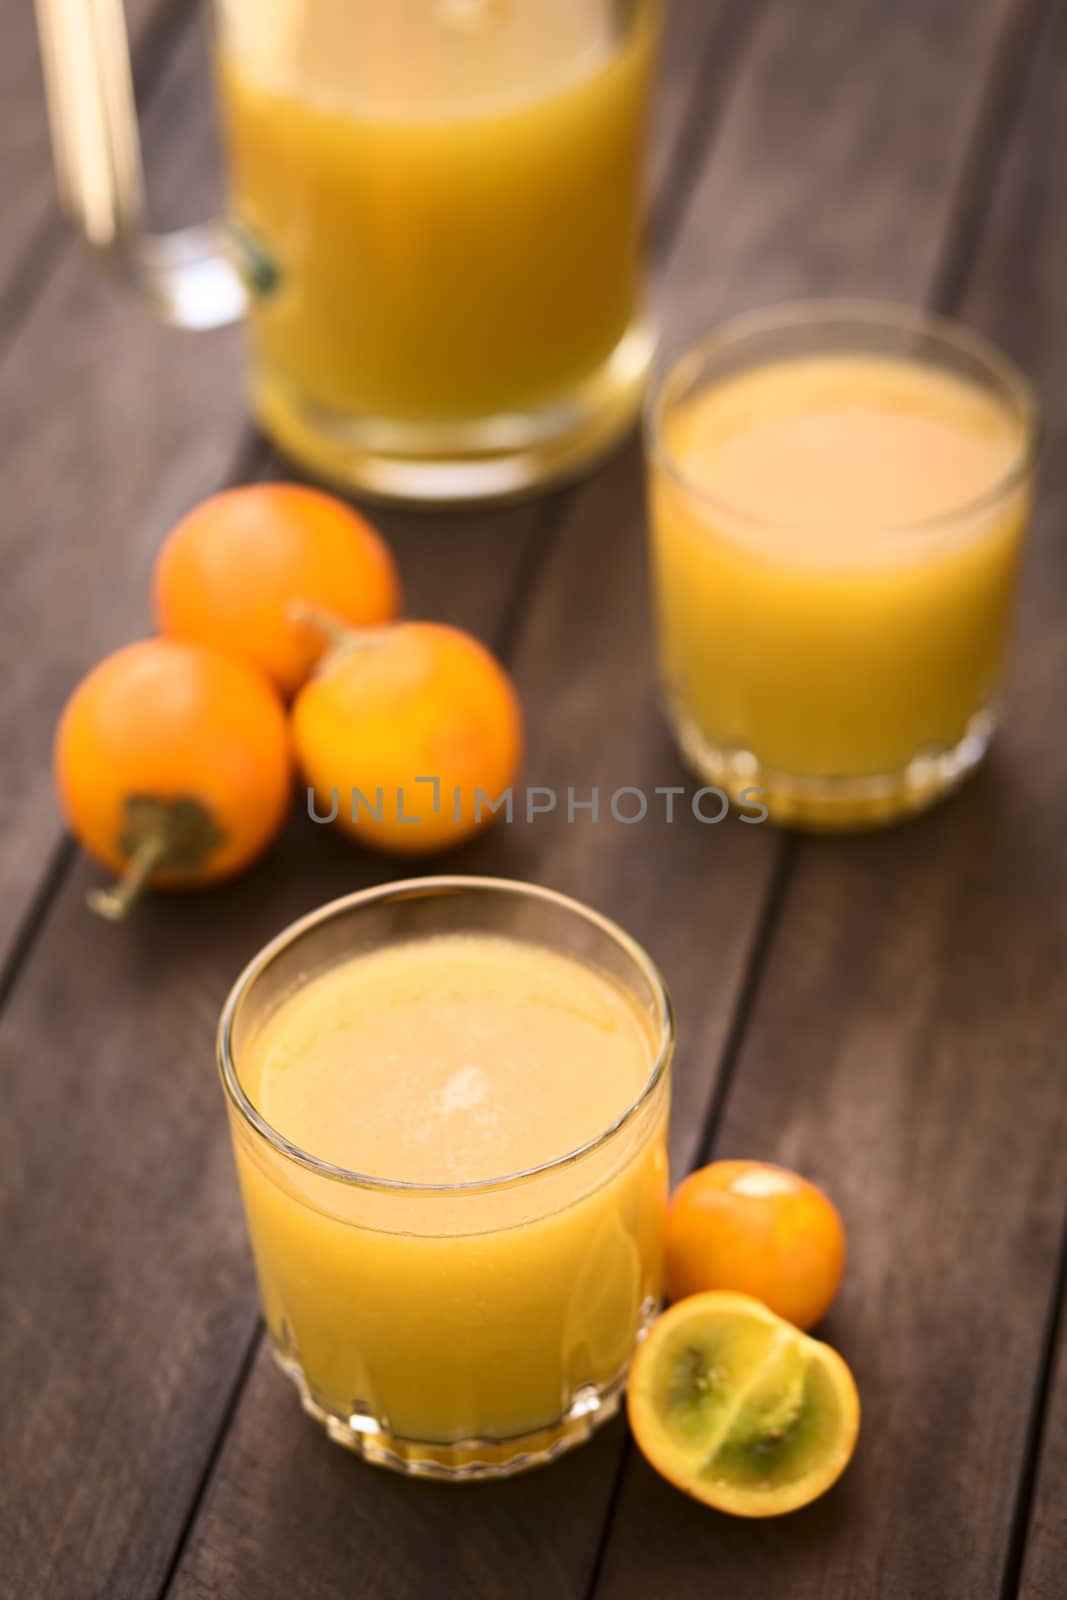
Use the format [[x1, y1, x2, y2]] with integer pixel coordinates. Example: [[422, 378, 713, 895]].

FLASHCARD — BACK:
[[217, 875, 674, 1197], [646, 298, 1041, 543], [219, 0, 661, 124]]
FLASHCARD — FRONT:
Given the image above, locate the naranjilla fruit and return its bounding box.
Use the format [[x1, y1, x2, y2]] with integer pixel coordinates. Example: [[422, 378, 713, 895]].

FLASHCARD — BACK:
[[665, 1160, 846, 1330], [54, 638, 292, 918], [153, 483, 400, 697], [628, 1291, 860, 1517], [292, 620, 523, 855]]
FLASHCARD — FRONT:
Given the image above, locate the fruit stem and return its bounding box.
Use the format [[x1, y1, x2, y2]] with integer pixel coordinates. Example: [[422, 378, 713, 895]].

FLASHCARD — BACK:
[[288, 600, 395, 665], [87, 833, 170, 922]]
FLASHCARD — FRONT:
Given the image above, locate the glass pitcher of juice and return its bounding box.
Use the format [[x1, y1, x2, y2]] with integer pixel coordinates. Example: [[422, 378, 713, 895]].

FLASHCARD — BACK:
[[35, 0, 659, 502]]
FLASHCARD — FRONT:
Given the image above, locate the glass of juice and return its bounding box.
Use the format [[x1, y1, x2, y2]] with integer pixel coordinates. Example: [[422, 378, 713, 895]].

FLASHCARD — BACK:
[[217, 877, 673, 1479], [36, 0, 660, 503], [647, 301, 1039, 828]]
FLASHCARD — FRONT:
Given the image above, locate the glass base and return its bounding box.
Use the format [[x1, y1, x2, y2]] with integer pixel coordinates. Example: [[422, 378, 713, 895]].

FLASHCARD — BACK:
[[250, 316, 654, 506], [665, 695, 999, 830], [271, 1338, 641, 1482]]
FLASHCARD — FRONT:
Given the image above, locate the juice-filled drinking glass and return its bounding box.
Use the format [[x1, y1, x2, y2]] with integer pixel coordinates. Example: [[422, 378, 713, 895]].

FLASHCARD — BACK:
[[647, 302, 1039, 828], [36, 0, 659, 502], [217, 877, 673, 1479]]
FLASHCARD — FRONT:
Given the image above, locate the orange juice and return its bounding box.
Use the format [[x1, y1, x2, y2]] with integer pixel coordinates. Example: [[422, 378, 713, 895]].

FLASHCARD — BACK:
[[216, 0, 656, 430], [650, 315, 1036, 827], [224, 912, 670, 1478]]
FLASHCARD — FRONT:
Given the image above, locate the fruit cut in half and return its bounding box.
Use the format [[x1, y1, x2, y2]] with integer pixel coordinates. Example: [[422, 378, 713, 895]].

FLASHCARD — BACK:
[[628, 1291, 860, 1517]]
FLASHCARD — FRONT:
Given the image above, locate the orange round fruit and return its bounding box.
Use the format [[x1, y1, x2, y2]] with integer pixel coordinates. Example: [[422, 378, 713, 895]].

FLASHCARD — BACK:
[[153, 483, 401, 697], [55, 638, 292, 915], [665, 1160, 846, 1330], [292, 622, 522, 855], [628, 1291, 860, 1517]]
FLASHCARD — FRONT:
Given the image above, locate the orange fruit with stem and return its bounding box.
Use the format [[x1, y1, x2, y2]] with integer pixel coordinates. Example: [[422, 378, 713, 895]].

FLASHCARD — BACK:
[[291, 617, 522, 855], [152, 483, 401, 697], [54, 638, 292, 918], [665, 1160, 846, 1330], [628, 1291, 860, 1517]]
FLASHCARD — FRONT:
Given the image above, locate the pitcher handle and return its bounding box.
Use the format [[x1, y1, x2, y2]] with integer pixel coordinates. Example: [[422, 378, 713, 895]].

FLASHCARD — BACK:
[[34, 0, 248, 329]]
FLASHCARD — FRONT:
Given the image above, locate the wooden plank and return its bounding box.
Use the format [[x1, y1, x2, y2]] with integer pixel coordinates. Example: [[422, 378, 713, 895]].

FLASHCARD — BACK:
[[0, 21, 248, 974], [169, 1363, 633, 1600], [1021, 1297, 1067, 1600], [593, 7, 1067, 1600], [2, 0, 191, 333], [657, 0, 1022, 352], [1000, 8, 1067, 1596], [0, 6, 740, 1598], [166, 1, 1022, 1598]]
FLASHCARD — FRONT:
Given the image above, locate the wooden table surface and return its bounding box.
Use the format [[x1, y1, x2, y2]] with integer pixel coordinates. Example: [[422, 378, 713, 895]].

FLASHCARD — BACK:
[[4, 1, 1067, 1596]]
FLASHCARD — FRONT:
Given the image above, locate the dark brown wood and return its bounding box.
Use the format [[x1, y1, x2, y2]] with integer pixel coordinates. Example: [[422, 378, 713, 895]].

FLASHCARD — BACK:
[[1020, 1285, 1067, 1599], [659, 0, 1017, 353], [592, 6, 1067, 1599], [163, 2, 1032, 1599], [1021, 1309, 1067, 1600], [0, 20, 247, 972], [2, 0, 188, 332], [997, 9, 1067, 1597], [165, 1367, 634, 1600]]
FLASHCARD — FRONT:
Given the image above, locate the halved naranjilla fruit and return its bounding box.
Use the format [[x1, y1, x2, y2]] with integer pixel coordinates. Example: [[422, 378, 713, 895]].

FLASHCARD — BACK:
[[628, 1291, 860, 1517]]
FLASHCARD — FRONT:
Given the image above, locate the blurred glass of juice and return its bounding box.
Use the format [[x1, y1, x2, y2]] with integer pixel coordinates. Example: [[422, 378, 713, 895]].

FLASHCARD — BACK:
[[647, 303, 1039, 828]]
